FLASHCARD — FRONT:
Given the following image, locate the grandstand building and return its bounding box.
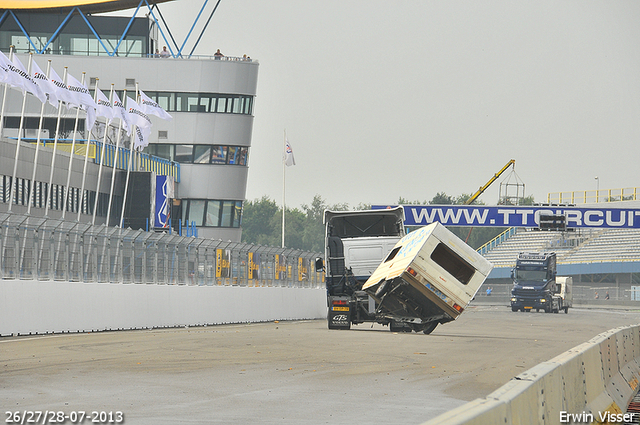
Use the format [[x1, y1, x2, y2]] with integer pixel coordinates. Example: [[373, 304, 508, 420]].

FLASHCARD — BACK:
[[0, 2, 258, 242]]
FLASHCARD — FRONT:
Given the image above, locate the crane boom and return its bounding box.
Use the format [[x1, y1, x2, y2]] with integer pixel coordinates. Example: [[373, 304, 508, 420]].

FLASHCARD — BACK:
[[465, 159, 515, 205]]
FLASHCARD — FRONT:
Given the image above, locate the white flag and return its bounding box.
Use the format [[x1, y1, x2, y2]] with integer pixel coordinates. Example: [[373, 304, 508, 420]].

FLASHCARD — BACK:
[[112, 91, 130, 135], [284, 139, 295, 166], [8, 54, 47, 104], [0, 50, 13, 84], [139, 89, 172, 120], [48, 67, 75, 106], [95, 87, 115, 121], [126, 96, 153, 150], [30, 59, 59, 108], [66, 72, 98, 132]]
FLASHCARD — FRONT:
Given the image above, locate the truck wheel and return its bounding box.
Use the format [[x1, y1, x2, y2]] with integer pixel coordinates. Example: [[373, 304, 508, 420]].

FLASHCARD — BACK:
[[375, 280, 391, 298], [536, 309, 540, 313], [422, 322, 438, 335], [511, 307, 518, 312]]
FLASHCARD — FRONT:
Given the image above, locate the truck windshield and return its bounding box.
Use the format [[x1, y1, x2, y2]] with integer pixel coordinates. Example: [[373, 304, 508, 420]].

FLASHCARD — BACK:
[[329, 215, 403, 238], [515, 269, 547, 282]]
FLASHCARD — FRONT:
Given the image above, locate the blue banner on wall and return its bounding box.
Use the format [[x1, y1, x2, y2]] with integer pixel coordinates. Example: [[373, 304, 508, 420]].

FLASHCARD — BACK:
[[371, 205, 640, 229], [155, 175, 170, 228]]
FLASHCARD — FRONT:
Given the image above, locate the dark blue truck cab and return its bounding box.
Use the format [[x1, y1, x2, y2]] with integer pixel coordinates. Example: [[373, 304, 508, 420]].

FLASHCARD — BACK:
[[510, 252, 563, 313]]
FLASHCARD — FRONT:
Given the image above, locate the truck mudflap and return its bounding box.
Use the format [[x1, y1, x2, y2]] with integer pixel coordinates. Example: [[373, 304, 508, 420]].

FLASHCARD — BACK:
[[327, 296, 352, 329]]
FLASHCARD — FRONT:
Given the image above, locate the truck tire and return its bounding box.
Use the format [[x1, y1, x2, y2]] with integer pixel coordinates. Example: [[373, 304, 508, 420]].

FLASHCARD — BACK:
[[375, 280, 391, 298], [511, 307, 518, 312], [422, 322, 438, 335]]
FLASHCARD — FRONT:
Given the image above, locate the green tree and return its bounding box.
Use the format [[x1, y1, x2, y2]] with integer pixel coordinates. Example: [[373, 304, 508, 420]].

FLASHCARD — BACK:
[[430, 192, 454, 205], [241, 196, 280, 246], [520, 195, 535, 205]]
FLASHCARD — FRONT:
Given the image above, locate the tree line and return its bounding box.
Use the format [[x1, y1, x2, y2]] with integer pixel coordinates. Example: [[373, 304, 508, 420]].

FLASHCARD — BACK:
[[240, 193, 535, 252]]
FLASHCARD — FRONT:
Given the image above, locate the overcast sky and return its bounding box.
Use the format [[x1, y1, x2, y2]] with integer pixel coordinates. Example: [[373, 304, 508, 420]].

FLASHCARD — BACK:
[[117, 1, 640, 209]]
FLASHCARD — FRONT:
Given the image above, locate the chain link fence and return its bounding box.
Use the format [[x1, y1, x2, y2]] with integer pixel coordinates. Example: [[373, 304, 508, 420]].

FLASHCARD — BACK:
[[0, 212, 324, 288]]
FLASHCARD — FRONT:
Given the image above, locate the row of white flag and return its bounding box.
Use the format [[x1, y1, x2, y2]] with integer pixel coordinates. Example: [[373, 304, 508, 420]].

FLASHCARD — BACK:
[[0, 50, 172, 150]]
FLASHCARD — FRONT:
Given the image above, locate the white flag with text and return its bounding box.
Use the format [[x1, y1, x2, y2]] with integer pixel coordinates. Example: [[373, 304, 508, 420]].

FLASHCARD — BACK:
[[139, 90, 172, 120], [126, 96, 153, 150], [30, 59, 59, 108]]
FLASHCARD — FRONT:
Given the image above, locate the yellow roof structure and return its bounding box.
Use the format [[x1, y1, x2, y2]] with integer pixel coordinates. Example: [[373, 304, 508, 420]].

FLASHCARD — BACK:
[[2, 0, 175, 14]]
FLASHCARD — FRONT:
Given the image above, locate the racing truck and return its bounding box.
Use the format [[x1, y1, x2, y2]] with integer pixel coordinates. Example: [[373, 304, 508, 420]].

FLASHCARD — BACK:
[[315, 208, 493, 333], [510, 252, 570, 313]]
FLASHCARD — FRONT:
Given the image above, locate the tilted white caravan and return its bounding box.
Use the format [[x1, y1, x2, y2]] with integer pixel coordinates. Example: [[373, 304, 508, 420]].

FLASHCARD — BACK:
[[363, 222, 493, 334]]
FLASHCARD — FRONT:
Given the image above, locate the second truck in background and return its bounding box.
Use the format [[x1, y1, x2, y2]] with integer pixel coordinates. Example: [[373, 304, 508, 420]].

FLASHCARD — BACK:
[[510, 252, 572, 313]]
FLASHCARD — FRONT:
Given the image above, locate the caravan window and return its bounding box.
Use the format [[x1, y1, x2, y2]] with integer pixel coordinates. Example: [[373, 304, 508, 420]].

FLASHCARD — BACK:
[[430, 243, 474, 285]]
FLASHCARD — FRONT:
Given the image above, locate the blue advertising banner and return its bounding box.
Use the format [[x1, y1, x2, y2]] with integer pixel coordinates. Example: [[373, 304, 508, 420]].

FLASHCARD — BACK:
[[155, 175, 170, 228], [371, 205, 640, 229]]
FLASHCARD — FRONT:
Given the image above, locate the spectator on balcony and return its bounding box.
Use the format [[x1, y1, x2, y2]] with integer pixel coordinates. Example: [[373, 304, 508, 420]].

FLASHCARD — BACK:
[[160, 46, 170, 58], [214, 49, 224, 59]]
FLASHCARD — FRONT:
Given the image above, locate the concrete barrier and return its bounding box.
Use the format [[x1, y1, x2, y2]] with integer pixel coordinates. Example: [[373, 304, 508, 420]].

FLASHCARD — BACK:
[[0, 280, 328, 336], [423, 325, 640, 425]]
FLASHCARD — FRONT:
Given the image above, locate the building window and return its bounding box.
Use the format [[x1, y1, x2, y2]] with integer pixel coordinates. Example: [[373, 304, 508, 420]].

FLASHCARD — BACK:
[[174, 145, 194, 163], [206, 200, 221, 226], [193, 146, 211, 164], [187, 200, 206, 226], [211, 146, 227, 164], [183, 199, 243, 228], [139, 92, 253, 115], [144, 144, 248, 166]]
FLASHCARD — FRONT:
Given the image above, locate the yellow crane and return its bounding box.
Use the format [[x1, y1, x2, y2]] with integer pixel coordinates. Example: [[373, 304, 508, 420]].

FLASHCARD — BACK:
[[465, 159, 515, 205]]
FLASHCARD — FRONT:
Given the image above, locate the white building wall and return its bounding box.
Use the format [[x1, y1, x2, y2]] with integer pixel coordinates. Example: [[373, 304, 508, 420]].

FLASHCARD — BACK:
[[5, 53, 259, 240]]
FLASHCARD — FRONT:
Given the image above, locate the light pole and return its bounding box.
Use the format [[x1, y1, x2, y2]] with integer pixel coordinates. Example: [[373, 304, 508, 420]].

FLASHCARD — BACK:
[[595, 176, 599, 202]]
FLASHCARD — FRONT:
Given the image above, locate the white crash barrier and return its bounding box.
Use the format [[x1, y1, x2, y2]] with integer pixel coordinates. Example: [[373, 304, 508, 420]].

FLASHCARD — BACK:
[[0, 280, 328, 336], [423, 324, 640, 425]]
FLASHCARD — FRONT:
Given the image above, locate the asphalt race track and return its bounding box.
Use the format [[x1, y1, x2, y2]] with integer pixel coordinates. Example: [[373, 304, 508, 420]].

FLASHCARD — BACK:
[[2, 305, 639, 425]]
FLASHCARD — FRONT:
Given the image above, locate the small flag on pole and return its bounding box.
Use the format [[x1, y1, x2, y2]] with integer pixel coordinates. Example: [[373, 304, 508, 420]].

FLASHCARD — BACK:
[[284, 139, 295, 166]]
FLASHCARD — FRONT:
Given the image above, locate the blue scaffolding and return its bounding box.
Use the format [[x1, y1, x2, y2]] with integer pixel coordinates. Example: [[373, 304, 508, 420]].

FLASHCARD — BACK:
[[0, 0, 221, 58]]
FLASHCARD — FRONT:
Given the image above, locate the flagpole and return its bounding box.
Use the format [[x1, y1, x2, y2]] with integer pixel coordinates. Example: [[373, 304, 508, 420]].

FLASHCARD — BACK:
[[92, 84, 114, 225], [282, 129, 286, 248], [106, 88, 126, 227], [77, 78, 100, 221], [62, 72, 86, 220], [7, 53, 35, 212], [27, 60, 52, 215], [45, 67, 67, 217], [120, 97, 136, 228]]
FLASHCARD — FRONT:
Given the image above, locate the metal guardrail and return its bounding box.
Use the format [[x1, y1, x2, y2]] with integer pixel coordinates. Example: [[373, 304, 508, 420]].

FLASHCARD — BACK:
[[547, 187, 640, 204], [0, 212, 323, 288]]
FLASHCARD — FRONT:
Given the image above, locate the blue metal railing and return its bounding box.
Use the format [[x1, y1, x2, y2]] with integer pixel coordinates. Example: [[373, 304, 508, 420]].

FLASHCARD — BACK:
[[477, 227, 517, 256]]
